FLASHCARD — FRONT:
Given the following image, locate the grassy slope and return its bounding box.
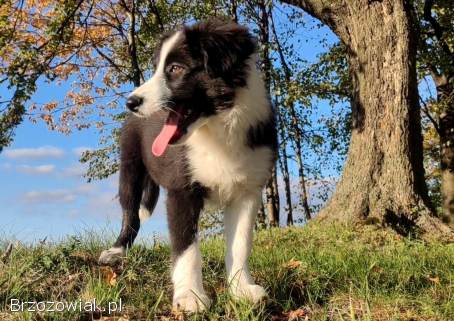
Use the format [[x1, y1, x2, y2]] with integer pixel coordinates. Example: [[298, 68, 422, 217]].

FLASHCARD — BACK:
[[0, 222, 453, 321]]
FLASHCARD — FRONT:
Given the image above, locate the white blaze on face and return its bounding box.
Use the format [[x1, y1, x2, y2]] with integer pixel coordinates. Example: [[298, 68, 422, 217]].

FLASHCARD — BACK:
[[130, 31, 182, 116]]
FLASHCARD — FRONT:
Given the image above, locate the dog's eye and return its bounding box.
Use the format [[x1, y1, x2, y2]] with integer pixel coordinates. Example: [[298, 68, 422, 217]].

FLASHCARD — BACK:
[[168, 64, 185, 75]]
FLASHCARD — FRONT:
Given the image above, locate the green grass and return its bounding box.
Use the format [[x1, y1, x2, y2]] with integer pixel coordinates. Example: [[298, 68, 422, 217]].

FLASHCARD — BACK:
[[0, 222, 453, 321]]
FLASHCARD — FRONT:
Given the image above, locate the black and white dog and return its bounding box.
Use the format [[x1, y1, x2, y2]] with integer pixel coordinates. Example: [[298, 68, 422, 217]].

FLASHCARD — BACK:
[[99, 20, 277, 312]]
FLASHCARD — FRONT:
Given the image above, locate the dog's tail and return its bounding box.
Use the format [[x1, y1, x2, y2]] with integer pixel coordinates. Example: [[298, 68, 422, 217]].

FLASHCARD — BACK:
[[139, 175, 160, 222]]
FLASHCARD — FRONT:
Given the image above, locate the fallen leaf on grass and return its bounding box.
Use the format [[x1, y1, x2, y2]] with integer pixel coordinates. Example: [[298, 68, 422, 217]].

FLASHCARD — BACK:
[[99, 317, 129, 321], [169, 310, 185, 321], [286, 308, 308, 321], [271, 308, 309, 321], [283, 258, 302, 269], [100, 266, 118, 286], [427, 275, 440, 284]]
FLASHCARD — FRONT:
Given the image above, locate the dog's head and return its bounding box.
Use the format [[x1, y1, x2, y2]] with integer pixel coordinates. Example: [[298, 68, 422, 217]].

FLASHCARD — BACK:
[[127, 19, 257, 156]]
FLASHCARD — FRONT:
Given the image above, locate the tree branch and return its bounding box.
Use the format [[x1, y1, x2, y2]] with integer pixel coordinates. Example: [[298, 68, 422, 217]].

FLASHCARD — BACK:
[[419, 96, 440, 134], [122, 0, 143, 86], [423, 0, 452, 58], [35, 0, 85, 51], [280, 0, 345, 33], [149, 0, 165, 31]]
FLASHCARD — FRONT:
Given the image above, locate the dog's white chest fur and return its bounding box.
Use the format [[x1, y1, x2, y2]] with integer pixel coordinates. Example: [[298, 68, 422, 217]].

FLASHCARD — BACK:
[[185, 60, 273, 205], [186, 122, 273, 204]]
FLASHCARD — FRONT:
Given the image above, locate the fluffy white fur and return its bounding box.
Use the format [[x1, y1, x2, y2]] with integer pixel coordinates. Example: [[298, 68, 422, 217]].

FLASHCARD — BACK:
[[131, 32, 182, 117], [224, 192, 268, 302], [172, 241, 210, 312], [98, 246, 126, 265], [138, 204, 152, 222]]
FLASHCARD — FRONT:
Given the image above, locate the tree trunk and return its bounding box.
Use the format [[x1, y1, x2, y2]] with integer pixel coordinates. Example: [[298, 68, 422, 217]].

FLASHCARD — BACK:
[[282, 0, 453, 240], [259, 0, 280, 227], [266, 177, 280, 227], [280, 152, 294, 225], [438, 84, 454, 227], [277, 111, 294, 225], [229, 0, 238, 23], [290, 119, 311, 222], [124, 0, 143, 87], [257, 196, 267, 228]]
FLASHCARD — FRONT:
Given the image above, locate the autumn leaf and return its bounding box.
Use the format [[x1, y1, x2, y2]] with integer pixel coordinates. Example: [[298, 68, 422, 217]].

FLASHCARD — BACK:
[[286, 309, 308, 321], [427, 275, 440, 284], [271, 308, 309, 321], [100, 266, 118, 286], [170, 309, 185, 321], [283, 258, 303, 269]]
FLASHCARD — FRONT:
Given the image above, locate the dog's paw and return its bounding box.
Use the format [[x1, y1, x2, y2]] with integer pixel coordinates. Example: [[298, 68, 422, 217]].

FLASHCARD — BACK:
[[230, 283, 268, 304], [98, 247, 125, 266], [173, 291, 211, 313]]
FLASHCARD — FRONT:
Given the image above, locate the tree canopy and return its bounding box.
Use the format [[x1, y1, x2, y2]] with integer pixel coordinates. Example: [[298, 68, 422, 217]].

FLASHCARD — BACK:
[[0, 0, 452, 237]]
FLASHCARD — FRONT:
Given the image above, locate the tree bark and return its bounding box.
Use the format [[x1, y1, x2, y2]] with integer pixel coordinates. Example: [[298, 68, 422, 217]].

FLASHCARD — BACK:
[[257, 197, 267, 228], [282, 0, 453, 240]]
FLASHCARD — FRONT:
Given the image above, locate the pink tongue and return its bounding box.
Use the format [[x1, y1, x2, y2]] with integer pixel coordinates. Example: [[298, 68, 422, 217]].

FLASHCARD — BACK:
[[152, 122, 178, 157], [152, 109, 183, 157]]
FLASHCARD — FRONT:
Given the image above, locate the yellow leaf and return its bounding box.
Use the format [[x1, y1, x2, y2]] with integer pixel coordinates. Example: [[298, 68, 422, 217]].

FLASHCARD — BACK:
[[283, 308, 308, 321], [427, 275, 440, 284], [283, 258, 302, 269], [100, 266, 117, 286]]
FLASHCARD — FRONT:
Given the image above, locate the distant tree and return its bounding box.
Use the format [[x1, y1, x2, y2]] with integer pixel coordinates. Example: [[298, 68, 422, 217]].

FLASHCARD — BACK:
[[415, 0, 454, 226]]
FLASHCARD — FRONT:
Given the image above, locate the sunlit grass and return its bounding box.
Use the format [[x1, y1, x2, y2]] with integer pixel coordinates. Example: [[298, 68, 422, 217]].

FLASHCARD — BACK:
[[0, 222, 453, 320]]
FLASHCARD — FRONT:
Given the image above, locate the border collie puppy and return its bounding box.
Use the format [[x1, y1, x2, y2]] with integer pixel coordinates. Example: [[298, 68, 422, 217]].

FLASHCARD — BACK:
[[99, 19, 276, 312]]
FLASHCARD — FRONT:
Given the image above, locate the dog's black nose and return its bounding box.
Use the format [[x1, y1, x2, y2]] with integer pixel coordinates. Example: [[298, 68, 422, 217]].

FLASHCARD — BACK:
[[126, 95, 143, 112]]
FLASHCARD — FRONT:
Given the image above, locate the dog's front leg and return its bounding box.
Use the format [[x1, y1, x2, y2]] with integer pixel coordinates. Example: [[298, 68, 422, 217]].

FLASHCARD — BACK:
[[224, 192, 267, 303], [99, 142, 145, 266], [167, 188, 210, 313]]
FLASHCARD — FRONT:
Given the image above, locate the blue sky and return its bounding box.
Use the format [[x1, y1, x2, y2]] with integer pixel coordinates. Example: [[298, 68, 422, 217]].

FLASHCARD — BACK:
[[0, 9, 340, 243], [0, 117, 169, 243]]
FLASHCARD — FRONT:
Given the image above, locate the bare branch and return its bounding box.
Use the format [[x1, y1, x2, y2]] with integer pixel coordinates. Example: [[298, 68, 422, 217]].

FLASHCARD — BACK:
[[419, 96, 440, 134], [149, 0, 165, 31]]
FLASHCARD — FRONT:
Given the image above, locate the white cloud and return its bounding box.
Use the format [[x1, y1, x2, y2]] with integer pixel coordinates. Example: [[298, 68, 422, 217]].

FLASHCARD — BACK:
[[61, 164, 87, 177], [74, 183, 97, 195], [16, 164, 55, 175], [23, 190, 76, 203], [85, 192, 120, 218], [0, 163, 12, 170], [4, 146, 65, 160]]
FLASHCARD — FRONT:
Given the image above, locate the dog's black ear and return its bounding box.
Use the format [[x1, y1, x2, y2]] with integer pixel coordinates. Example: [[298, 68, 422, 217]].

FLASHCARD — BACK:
[[186, 19, 257, 77]]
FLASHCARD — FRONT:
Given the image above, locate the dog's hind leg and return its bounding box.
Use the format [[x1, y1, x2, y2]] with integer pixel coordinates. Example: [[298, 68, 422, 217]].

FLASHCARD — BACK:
[[99, 134, 149, 266], [138, 175, 160, 222]]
